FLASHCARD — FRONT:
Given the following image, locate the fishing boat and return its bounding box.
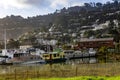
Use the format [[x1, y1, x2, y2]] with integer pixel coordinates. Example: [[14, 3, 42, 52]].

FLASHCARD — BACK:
[[0, 49, 45, 65]]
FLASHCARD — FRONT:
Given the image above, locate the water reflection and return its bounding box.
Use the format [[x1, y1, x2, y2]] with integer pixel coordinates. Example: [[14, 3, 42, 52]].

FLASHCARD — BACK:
[[0, 66, 11, 74], [0, 57, 98, 74], [65, 57, 97, 65]]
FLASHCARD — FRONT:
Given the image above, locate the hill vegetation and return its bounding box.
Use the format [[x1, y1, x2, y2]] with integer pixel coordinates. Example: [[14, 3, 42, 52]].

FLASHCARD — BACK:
[[0, 0, 120, 48]]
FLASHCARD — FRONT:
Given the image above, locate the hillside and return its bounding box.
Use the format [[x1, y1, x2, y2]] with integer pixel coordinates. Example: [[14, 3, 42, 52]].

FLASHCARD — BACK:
[[0, 0, 120, 41]]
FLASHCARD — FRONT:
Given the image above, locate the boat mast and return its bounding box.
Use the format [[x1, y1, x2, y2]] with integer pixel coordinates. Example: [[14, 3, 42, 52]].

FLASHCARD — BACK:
[[4, 28, 7, 50]]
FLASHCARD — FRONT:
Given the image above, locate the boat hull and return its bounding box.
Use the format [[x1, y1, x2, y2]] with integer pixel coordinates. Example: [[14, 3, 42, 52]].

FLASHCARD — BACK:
[[21, 60, 45, 64], [0, 62, 13, 65], [45, 58, 66, 63], [67, 54, 96, 59]]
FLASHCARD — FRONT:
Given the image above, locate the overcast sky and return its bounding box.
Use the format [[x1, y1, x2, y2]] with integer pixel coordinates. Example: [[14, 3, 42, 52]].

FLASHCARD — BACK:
[[0, 0, 112, 18]]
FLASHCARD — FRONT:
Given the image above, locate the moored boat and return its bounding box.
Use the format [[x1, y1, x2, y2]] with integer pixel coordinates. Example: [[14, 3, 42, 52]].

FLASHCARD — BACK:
[[41, 50, 66, 63], [64, 50, 74, 59], [0, 49, 45, 65], [64, 48, 97, 59]]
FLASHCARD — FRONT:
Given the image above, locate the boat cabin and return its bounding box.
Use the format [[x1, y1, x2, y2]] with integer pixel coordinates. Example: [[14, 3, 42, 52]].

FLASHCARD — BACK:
[[42, 52, 65, 60], [63, 50, 74, 55]]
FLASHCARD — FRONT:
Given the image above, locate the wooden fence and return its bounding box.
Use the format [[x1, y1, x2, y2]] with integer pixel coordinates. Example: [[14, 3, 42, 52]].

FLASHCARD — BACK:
[[0, 62, 120, 80]]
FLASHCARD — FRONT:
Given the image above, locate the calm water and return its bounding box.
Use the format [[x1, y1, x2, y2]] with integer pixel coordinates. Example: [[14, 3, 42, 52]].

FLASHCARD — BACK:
[[65, 57, 97, 64], [0, 57, 98, 74], [0, 56, 118, 74]]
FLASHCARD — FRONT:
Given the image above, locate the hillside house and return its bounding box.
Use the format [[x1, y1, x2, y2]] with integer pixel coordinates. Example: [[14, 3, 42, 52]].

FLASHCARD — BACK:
[[20, 41, 33, 49]]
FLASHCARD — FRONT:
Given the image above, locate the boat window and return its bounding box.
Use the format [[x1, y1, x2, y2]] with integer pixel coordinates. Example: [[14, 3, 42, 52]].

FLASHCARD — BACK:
[[20, 53, 23, 57], [43, 55, 49, 57], [54, 54, 56, 57], [61, 55, 64, 58], [31, 57, 33, 60], [35, 57, 37, 59], [14, 54, 19, 57], [57, 54, 59, 56], [64, 52, 67, 54], [25, 54, 27, 56]]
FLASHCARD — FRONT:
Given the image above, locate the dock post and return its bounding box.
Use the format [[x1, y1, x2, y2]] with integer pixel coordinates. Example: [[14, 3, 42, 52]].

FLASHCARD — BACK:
[[76, 66, 78, 76], [14, 69, 17, 80]]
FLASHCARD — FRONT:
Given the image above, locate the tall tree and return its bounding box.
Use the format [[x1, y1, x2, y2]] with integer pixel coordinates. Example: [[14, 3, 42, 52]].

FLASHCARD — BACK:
[[96, 2, 103, 8], [84, 3, 92, 7]]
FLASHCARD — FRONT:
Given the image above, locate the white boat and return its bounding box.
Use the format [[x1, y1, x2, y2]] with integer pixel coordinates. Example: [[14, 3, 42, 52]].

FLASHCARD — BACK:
[[0, 28, 45, 64], [88, 48, 96, 56], [63, 50, 74, 59], [74, 51, 83, 57], [64, 48, 96, 59], [0, 49, 45, 65], [20, 60, 45, 64]]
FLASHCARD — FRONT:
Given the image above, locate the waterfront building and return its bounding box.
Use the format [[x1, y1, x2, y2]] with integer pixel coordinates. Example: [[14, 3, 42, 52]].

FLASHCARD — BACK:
[[77, 38, 114, 49]]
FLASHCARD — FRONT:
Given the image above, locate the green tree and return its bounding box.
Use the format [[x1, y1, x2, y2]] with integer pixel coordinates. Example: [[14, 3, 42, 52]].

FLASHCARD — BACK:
[[0, 43, 4, 49], [96, 2, 103, 8], [98, 46, 108, 56], [108, 20, 120, 52], [84, 3, 92, 7], [112, 0, 120, 5], [84, 30, 95, 38]]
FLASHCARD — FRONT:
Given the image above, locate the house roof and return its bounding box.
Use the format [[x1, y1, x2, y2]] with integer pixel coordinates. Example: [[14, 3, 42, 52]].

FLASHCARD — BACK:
[[79, 38, 113, 42]]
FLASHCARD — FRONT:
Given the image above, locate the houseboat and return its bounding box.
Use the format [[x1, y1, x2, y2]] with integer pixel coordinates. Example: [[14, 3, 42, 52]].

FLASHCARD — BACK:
[[64, 50, 74, 59], [41, 50, 66, 63], [63, 50, 86, 59], [74, 50, 83, 58], [63, 48, 96, 59]]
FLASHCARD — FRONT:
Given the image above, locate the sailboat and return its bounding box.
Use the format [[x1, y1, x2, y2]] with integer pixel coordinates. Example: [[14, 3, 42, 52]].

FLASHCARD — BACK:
[[0, 28, 13, 65], [0, 29, 45, 65]]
